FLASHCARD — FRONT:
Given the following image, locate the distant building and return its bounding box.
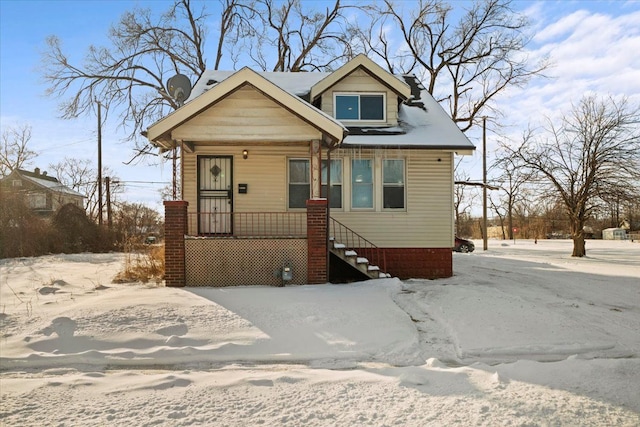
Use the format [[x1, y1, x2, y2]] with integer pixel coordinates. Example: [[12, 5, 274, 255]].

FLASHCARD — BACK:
[[602, 228, 627, 240], [0, 168, 84, 215]]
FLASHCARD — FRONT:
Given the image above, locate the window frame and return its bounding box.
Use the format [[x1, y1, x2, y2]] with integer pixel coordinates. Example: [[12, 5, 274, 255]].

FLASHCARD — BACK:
[[287, 158, 310, 210], [321, 158, 343, 209], [382, 158, 406, 210], [351, 158, 375, 210], [333, 92, 386, 122]]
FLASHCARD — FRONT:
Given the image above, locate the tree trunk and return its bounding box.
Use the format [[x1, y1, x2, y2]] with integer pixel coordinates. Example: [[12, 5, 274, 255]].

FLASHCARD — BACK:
[[571, 219, 586, 257]]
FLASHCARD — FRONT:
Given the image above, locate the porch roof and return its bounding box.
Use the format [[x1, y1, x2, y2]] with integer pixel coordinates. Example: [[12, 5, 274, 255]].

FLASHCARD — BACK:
[[146, 67, 347, 151]]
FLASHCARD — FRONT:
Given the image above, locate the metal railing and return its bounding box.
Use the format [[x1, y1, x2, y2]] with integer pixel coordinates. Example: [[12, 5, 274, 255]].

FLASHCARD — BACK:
[[329, 217, 386, 272], [187, 212, 307, 238]]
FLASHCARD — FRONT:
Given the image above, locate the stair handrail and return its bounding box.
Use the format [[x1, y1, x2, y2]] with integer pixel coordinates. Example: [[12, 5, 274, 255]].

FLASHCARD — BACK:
[[329, 217, 386, 273]]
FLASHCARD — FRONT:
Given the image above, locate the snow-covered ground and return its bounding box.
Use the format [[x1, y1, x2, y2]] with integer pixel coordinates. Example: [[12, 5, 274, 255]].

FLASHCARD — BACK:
[[1, 239, 638, 426]]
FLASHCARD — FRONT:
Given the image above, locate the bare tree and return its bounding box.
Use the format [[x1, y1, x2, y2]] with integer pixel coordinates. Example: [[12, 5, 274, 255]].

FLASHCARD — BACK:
[[351, 0, 548, 132], [41, 0, 251, 160], [491, 145, 536, 239], [507, 96, 640, 256], [49, 157, 122, 221], [245, 0, 353, 71], [0, 124, 37, 177], [453, 169, 478, 236]]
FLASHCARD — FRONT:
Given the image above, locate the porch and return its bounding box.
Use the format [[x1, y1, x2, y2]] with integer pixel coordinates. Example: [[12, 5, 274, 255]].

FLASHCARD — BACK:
[[164, 200, 388, 287]]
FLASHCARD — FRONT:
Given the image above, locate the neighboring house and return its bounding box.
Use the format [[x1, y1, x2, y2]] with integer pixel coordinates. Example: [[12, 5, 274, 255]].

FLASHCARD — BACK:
[[0, 168, 84, 215], [602, 228, 627, 240], [146, 54, 475, 287]]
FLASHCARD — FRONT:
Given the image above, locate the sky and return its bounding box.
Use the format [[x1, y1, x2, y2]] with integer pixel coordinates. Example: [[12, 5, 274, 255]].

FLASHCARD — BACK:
[[1, 239, 639, 424], [1, 0, 640, 213]]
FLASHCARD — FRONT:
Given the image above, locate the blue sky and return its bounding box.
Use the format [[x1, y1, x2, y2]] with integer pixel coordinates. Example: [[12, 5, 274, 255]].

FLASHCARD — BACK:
[[1, 0, 639, 212]]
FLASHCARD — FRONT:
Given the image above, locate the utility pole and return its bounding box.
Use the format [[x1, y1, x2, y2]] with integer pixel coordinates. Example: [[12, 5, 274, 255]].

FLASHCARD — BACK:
[[97, 100, 103, 226], [105, 176, 112, 229], [482, 116, 488, 251]]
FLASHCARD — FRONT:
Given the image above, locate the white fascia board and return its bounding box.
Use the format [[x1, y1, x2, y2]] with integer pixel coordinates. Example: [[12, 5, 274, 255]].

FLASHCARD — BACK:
[[310, 54, 411, 101]]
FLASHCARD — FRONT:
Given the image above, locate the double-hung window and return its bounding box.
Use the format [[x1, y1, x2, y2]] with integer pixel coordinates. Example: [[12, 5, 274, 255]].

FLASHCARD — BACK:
[[321, 159, 342, 209], [335, 93, 385, 121], [383, 159, 405, 209], [288, 159, 310, 209], [351, 159, 373, 209]]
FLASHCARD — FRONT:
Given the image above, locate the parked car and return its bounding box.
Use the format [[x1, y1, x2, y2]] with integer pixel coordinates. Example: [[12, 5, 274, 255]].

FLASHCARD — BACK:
[[453, 237, 475, 253]]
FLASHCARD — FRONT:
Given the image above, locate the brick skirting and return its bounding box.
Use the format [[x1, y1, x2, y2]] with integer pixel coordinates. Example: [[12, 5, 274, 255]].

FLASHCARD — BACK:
[[382, 247, 452, 279]]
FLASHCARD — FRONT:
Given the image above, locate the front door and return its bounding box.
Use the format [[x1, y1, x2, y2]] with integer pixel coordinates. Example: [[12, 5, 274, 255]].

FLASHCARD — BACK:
[[198, 156, 233, 234]]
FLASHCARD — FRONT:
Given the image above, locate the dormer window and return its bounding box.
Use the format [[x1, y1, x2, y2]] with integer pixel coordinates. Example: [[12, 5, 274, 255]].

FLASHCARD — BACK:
[[334, 93, 385, 121]]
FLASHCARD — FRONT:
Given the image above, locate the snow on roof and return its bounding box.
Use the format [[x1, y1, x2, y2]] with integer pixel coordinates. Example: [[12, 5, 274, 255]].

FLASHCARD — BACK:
[[342, 90, 475, 151], [188, 70, 331, 102], [15, 170, 84, 198], [186, 70, 474, 152]]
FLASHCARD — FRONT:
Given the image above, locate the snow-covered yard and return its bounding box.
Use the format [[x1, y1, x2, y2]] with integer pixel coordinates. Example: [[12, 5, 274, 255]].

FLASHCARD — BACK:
[[1, 239, 639, 426]]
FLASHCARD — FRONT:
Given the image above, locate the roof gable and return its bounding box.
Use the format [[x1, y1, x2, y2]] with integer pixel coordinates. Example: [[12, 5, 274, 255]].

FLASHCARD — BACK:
[[2, 169, 84, 198], [309, 54, 411, 102], [147, 67, 346, 150]]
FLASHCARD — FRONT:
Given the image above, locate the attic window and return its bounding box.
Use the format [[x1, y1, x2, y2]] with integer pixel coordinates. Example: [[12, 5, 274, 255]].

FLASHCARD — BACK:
[[12, 180, 22, 187], [335, 93, 385, 121]]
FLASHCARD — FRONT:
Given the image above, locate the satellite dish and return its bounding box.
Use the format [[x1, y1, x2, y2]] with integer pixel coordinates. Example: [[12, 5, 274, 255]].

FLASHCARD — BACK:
[[166, 74, 192, 106]]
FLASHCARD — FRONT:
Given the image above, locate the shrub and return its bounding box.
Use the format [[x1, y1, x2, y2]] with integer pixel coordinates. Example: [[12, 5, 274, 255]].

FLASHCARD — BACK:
[[113, 241, 164, 284]]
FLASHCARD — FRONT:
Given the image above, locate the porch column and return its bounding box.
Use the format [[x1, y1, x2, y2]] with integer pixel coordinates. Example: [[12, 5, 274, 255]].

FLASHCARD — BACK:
[[164, 200, 188, 287], [310, 140, 321, 199], [306, 198, 328, 284]]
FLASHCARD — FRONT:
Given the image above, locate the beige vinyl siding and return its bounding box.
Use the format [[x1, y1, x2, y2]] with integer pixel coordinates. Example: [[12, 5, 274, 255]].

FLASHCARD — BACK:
[[183, 145, 312, 214], [183, 145, 454, 248], [329, 149, 454, 248], [320, 69, 399, 126], [172, 86, 323, 142]]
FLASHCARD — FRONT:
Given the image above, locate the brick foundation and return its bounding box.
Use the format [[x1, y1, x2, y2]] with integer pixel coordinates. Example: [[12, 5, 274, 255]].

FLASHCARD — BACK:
[[164, 200, 188, 287], [382, 248, 452, 279], [306, 199, 328, 284]]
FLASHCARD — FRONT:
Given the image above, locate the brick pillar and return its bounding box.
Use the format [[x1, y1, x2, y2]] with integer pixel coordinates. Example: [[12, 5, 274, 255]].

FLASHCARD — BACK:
[[164, 200, 188, 287], [306, 199, 328, 284]]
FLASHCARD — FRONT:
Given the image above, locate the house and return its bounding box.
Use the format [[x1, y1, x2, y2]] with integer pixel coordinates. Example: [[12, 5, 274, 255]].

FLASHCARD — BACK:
[[146, 55, 475, 287], [0, 168, 84, 215], [602, 228, 627, 240]]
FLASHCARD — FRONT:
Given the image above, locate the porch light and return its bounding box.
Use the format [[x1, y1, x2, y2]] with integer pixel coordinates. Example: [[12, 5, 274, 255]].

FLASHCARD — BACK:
[[243, 149, 249, 159]]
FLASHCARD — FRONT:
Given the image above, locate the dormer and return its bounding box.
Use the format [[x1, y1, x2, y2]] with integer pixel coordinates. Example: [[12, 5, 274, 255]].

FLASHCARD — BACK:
[[309, 54, 411, 128]]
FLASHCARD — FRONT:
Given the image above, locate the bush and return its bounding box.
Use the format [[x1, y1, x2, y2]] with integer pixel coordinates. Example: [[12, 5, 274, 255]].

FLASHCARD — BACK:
[[113, 241, 164, 284], [50, 203, 111, 253], [0, 193, 51, 258]]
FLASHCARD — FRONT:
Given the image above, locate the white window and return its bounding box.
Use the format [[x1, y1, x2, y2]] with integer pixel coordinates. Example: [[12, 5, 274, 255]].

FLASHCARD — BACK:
[[383, 159, 405, 209], [288, 159, 310, 209], [351, 159, 373, 209], [321, 159, 342, 209], [12, 180, 22, 187], [334, 93, 385, 121]]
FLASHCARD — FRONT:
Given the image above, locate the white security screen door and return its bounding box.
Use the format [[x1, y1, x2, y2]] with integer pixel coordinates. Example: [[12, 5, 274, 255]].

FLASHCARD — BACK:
[[198, 156, 233, 234]]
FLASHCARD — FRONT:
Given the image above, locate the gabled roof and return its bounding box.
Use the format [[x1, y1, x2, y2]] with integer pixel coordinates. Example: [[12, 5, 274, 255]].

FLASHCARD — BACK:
[[309, 54, 412, 102], [3, 169, 84, 198], [147, 67, 347, 150]]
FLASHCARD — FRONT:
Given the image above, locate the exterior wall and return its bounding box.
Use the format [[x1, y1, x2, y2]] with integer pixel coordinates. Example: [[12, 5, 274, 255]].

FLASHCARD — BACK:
[[183, 146, 454, 249], [182, 145, 313, 221], [382, 248, 452, 279], [172, 86, 323, 143], [185, 238, 307, 286], [319, 68, 399, 126], [329, 148, 454, 249]]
